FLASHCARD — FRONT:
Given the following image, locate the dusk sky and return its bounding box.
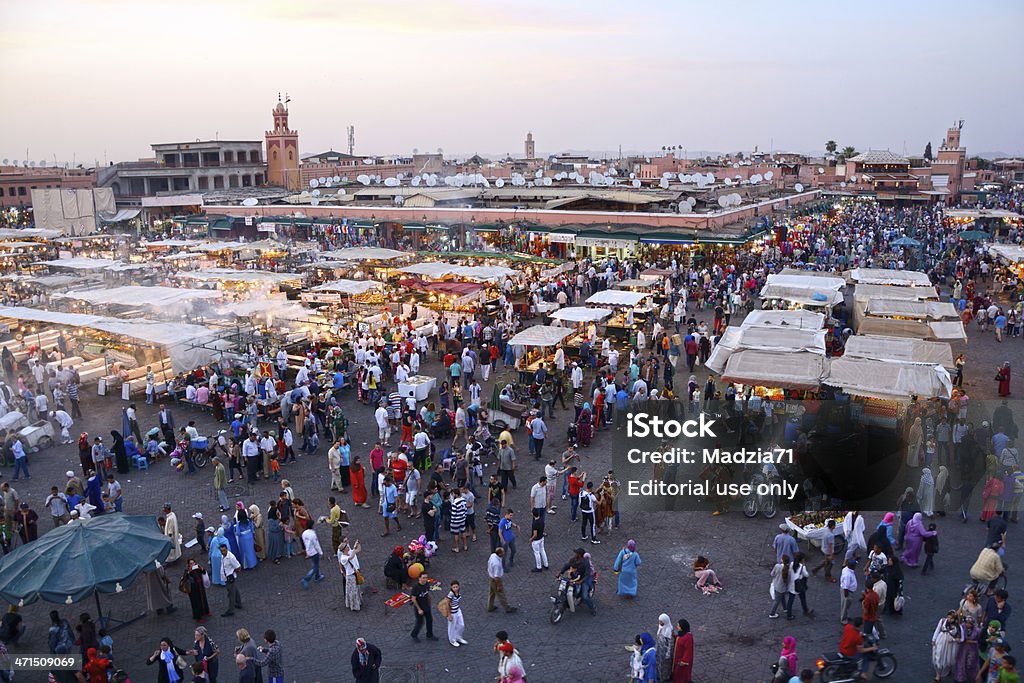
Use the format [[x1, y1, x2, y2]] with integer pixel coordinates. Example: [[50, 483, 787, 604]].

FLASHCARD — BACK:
[[2, 0, 1022, 165]]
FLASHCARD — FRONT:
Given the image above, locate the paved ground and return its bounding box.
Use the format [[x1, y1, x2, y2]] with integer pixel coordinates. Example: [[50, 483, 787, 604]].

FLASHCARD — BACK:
[[3, 295, 1023, 683]]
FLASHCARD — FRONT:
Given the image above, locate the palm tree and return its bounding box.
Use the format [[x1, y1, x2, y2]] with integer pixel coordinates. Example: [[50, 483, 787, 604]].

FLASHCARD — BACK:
[[839, 146, 857, 162], [825, 140, 837, 154]]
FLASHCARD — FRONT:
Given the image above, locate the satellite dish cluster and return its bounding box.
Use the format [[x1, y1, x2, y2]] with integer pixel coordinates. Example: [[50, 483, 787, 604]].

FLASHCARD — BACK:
[[677, 196, 697, 214], [717, 193, 743, 209], [241, 197, 258, 207], [794, 183, 805, 192], [3, 159, 48, 168]]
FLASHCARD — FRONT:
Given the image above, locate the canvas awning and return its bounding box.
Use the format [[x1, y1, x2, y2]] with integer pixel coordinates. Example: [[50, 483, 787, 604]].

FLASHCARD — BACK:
[[310, 279, 383, 296], [843, 335, 954, 368], [989, 244, 1024, 264], [585, 290, 650, 307], [175, 269, 302, 285], [765, 273, 846, 292], [549, 307, 613, 323], [320, 247, 407, 261], [760, 284, 844, 308], [719, 350, 826, 390], [98, 209, 141, 223], [705, 326, 827, 375], [35, 258, 121, 271], [852, 284, 935, 303], [740, 309, 826, 330], [846, 268, 932, 287], [826, 357, 952, 401], [863, 299, 958, 320], [507, 325, 574, 347], [52, 286, 222, 307]]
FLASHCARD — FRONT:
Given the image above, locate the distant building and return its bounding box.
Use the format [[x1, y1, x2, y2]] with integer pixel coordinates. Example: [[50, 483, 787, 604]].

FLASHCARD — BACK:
[[525, 132, 535, 160], [98, 140, 266, 203], [0, 166, 94, 209], [266, 97, 300, 191]]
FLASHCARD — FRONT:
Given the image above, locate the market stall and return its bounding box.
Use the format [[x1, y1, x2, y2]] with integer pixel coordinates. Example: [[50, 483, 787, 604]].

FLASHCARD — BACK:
[[547, 306, 614, 356], [584, 289, 653, 340], [842, 335, 954, 369], [740, 309, 826, 331], [718, 349, 827, 394], [705, 326, 827, 376], [825, 357, 952, 401], [845, 268, 932, 287]]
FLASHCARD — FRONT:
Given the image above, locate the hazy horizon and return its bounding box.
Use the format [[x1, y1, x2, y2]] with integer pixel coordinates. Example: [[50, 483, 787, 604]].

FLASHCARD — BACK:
[[2, 0, 1022, 165]]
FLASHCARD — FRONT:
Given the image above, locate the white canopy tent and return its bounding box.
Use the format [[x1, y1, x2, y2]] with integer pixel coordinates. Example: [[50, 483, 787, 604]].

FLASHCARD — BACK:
[[0, 228, 61, 240], [846, 268, 932, 287], [320, 247, 408, 262], [53, 286, 223, 307], [175, 269, 302, 286], [863, 299, 958, 320], [826, 357, 952, 401], [585, 290, 650, 307], [549, 307, 614, 324], [719, 350, 827, 391], [852, 284, 936, 303], [398, 263, 456, 278], [765, 273, 847, 292], [759, 284, 844, 308], [843, 335, 954, 368], [35, 258, 121, 271], [705, 326, 826, 375], [740, 309, 825, 330], [989, 245, 1024, 264], [310, 279, 383, 296], [507, 326, 574, 347]]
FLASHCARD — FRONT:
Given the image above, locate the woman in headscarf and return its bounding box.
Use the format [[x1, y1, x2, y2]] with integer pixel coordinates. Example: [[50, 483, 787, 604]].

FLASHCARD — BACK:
[[996, 361, 1011, 397], [931, 610, 960, 681], [208, 528, 228, 587], [875, 512, 896, 548], [774, 636, 798, 682], [954, 615, 981, 683], [635, 633, 657, 683], [980, 470, 1004, 522], [110, 430, 129, 474], [671, 619, 693, 683], [145, 636, 187, 683], [233, 503, 258, 569], [614, 539, 642, 597], [503, 664, 527, 683], [655, 613, 674, 682], [85, 470, 104, 512], [264, 505, 285, 564], [907, 417, 923, 468], [934, 466, 950, 516], [576, 403, 594, 447], [211, 390, 225, 423], [895, 487, 919, 551], [918, 467, 936, 517], [181, 558, 211, 622], [221, 515, 240, 558], [900, 512, 936, 567], [351, 455, 370, 509], [248, 504, 266, 562]]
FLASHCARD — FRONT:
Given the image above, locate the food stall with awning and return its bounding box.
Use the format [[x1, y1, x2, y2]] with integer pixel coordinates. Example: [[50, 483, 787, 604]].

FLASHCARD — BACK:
[[843, 335, 954, 369], [740, 309, 826, 331], [548, 306, 614, 357], [825, 356, 952, 429], [507, 325, 575, 376], [760, 272, 846, 316], [719, 349, 827, 392], [845, 268, 932, 287], [585, 289, 653, 340], [705, 326, 827, 376]]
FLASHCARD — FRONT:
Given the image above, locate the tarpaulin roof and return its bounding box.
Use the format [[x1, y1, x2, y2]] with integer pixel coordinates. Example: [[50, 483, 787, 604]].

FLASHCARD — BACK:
[[193, 239, 287, 253], [863, 299, 958, 320], [852, 284, 936, 302], [843, 335, 954, 368], [310, 279, 383, 295], [549, 307, 613, 323], [53, 286, 222, 307], [740, 309, 826, 330], [846, 268, 932, 287], [398, 262, 457, 277], [35, 257, 121, 270], [854, 317, 967, 342], [396, 263, 515, 280], [175, 268, 302, 285], [0, 514, 170, 605], [614, 278, 659, 289], [585, 290, 650, 306], [143, 239, 211, 248], [320, 247, 408, 261], [98, 208, 141, 223], [705, 326, 826, 375], [927, 320, 968, 342], [507, 325, 574, 347], [719, 349, 827, 390], [989, 244, 1024, 264], [766, 273, 846, 292], [760, 284, 844, 307], [826, 357, 952, 401], [0, 228, 61, 239]]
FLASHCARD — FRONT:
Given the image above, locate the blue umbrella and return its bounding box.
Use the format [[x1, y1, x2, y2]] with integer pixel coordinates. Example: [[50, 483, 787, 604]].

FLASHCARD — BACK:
[[0, 514, 170, 609]]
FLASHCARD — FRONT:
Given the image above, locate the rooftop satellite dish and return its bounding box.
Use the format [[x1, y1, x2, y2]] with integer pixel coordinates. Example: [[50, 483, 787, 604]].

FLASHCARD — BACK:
[[394, 195, 404, 205], [849, 175, 857, 182], [662, 171, 673, 178], [411, 176, 421, 186], [543, 177, 552, 186], [29, 161, 35, 168], [724, 178, 733, 186], [608, 167, 618, 176], [818, 167, 825, 174], [363, 158, 375, 165], [840, 182, 847, 188], [733, 163, 740, 168], [337, 188, 346, 195], [312, 189, 321, 197], [333, 175, 340, 183], [678, 202, 692, 214], [576, 176, 585, 184], [358, 175, 370, 185], [535, 170, 543, 178], [794, 183, 804, 192], [707, 172, 715, 183], [310, 179, 319, 188], [384, 177, 399, 187], [688, 197, 696, 207], [629, 173, 636, 180], [426, 176, 437, 187], [301, 190, 310, 196], [1, 159, 6, 165], [527, 181, 535, 187], [659, 177, 670, 189], [341, 176, 349, 183], [39, 160, 46, 167], [632, 179, 642, 188], [318, 176, 327, 184], [764, 171, 774, 181], [311, 197, 320, 206], [718, 196, 729, 208], [241, 197, 258, 207]]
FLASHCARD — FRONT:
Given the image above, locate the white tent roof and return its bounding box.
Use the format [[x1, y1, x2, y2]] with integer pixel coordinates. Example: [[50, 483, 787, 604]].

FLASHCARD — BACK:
[[53, 286, 222, 307], [826, 357, 952, 401], [398, 263, 457, 277], [614, 278, 659, 289], [320, 247, 408, 262], [852, 284, 935, 302], [765, 273, 846, 292], [35, 257, 121, 270], [740, 309, 825, 330], [585, 290, 650, 306], [175, 268, 302, 285], [989, 244, 1024, 264], [310, 279, 383, 295], [193, 240, 287, 253], [854, 317, 967, 342], [705, 326, 826, 375], [143, 239, 211, 248], [0, 228, 61, 240], [863, 299, 958, 320], [843, 335, 954, 368], [453, 265, 515, 280], [507, 325, 573, 347], [928, 320, 968, 342], [719, 350, 826, 390], [846, 268, 932, 287], [760, 284, 844, 308], [549, 307, 613, 323]]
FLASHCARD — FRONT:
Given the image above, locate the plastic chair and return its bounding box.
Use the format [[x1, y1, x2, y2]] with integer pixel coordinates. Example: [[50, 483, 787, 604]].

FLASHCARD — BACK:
[[134, 455, 149, 471]]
